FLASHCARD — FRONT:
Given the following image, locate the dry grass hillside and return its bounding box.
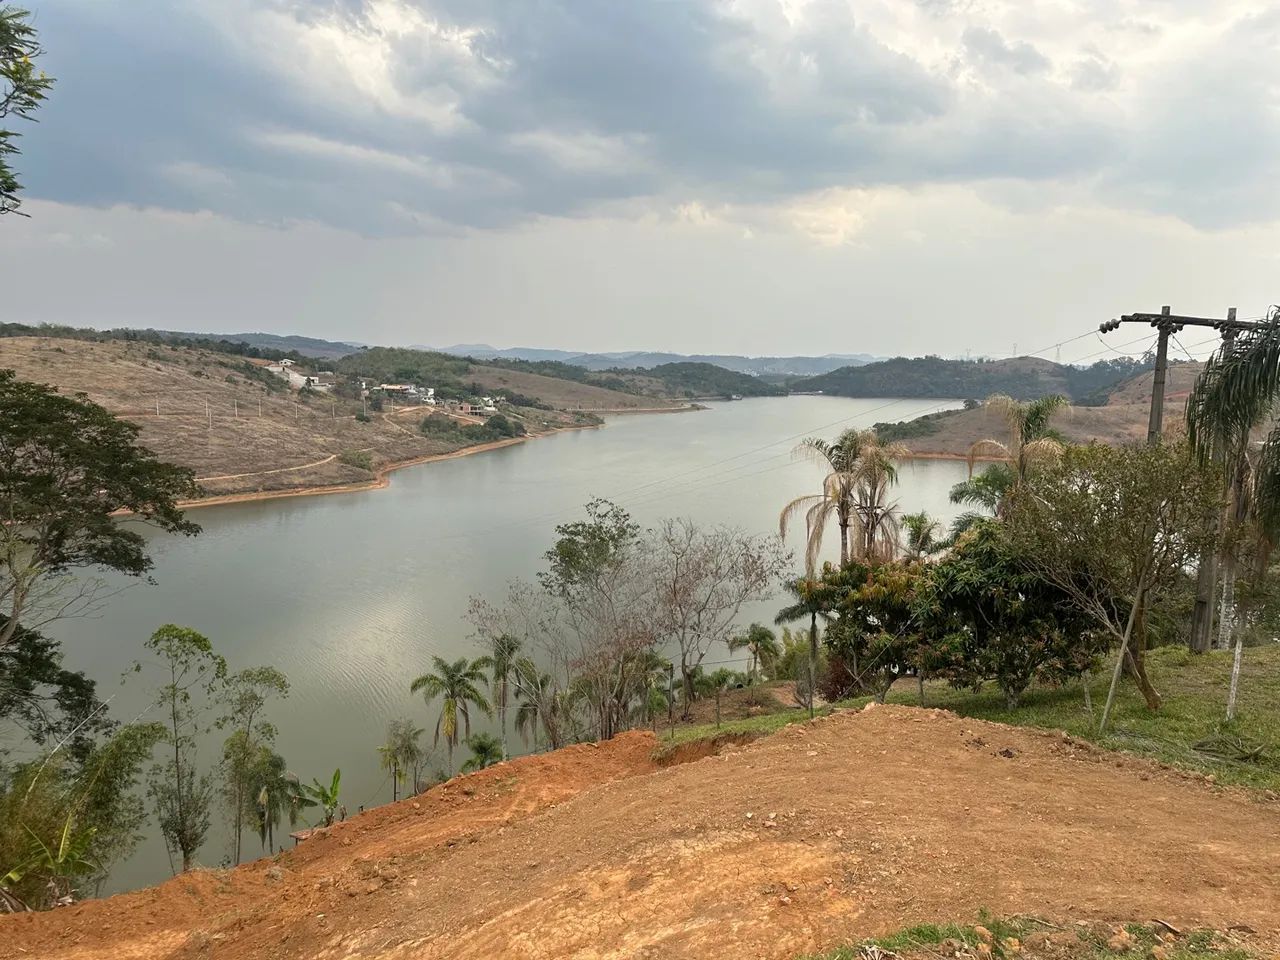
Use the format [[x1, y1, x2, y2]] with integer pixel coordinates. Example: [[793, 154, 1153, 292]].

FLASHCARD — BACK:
[[5, 705, 1277, 960], [0, 337, 634, 501], [894, 363, 1205, 459], [461, 363, 680, 410]]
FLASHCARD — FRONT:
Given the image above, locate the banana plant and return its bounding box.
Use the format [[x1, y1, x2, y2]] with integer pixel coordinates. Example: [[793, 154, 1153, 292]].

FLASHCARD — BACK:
[[300, 769, 341, 827]]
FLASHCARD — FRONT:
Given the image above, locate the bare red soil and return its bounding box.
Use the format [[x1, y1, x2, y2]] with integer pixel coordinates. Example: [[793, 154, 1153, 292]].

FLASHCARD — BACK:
[[6, 706, 1278, 960]]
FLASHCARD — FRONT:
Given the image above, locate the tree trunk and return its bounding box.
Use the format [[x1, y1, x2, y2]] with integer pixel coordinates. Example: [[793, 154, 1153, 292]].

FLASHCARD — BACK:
[[1100, 586, 1144, 733], [807, 613, 818, 719], [1189, 545, 1219, 653], [1217, 559, 1237, 651], [1122, 590, 1162, 711], [681, 666, 696, 720], [838, 517, 849, 566], [715, 691, 722, 728], [1226, 627, 1245, 721], [917, 672, 925, 706]]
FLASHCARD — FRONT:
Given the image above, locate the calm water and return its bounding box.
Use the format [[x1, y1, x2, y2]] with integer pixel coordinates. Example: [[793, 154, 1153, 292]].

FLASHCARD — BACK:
[[50, 395, 970, 892]]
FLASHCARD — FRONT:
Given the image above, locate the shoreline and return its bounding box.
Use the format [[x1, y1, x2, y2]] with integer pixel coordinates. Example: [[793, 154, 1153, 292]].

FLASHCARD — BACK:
[[172, 426, 592, 512]]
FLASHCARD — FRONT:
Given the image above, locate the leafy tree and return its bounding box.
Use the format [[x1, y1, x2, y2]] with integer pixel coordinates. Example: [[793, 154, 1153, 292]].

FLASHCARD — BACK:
[[410, 656, 492, 775], [218, 667, 288, 865], [461, 733, 504, 772], [775, 573, 845, 716], [822, 562, 925, 703], [473, 633, 521, 758], [965, 393, 1067, 515], [1007, 441, 1222, 730], [918, 522, 1107, 707], [539, 498, 640, 601], [300, 769, 341, 827], [700, 668, 736, 728], [0, 615, 109, 757], [137, 625, 226, 873], [0, 371, 199, 651], [1, 6, 53, 216]]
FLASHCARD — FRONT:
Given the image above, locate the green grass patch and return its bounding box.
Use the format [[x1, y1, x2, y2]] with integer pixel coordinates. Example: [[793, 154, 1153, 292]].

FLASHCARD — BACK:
[[653, 705, 830, 757], [804, 919, 1255, 960], [841, 645, 1280, 791]]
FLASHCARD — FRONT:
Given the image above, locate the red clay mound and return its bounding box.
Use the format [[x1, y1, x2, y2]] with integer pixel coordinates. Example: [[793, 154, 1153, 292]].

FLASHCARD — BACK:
[[5, 708, 1278, 960]]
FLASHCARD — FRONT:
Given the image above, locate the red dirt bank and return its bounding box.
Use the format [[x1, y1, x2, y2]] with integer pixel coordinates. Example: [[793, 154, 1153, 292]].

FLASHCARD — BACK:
[[5, 707, 1278, 959]]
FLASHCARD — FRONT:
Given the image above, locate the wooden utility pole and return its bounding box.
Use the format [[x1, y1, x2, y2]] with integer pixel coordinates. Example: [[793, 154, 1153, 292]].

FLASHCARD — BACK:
[[1101, 306, 1253, 654]]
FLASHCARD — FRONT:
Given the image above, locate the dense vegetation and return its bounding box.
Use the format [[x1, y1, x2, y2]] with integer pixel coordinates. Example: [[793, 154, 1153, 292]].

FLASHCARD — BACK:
[[794, 355, 1153, 401], [635, 362, 784, 398]]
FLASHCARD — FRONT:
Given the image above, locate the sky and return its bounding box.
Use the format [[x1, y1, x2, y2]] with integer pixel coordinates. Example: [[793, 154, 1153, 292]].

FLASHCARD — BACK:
[[2, 0, 1278, 360]]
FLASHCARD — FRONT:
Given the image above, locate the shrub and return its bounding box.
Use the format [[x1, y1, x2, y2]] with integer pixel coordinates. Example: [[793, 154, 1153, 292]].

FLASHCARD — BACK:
[[338, 450, 373, 471]]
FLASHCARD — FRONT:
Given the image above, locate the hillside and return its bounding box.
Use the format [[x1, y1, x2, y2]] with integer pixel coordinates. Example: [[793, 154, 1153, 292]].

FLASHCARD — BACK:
[[0, 337, 639, 502], [433, 344, 878, 376], [6, 705, 1277, 959], [796, 356, 1154, 402], [875, 361, 1204, 457]]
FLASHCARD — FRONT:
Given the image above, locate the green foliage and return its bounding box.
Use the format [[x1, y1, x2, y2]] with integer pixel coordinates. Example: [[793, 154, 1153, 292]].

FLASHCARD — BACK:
[[632, 361, 785, 398], [218, 667, 288, 864], [539, 498, 640, 601], [872, 408, 956, 443], [461, 732, 504, 772], [420, 411, 525, 445], [918, 522, 1108, 707], [378, 719, 427, 800], [139, 625, 226, 873], [300, 768, 341, 827], [332, 347, 473, 394], [0, 371, 200, 649], [338, 450, 374, 471], [0, 6, 54, 216], [0, 721, 162, 908], [410, 656, 493, 774], [0, 615, 108, 756], [794, 355, 1152, 402]]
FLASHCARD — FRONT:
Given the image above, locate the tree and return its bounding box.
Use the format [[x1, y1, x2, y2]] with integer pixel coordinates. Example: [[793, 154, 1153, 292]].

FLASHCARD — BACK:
[[918, 522, 1107, 707], [780, 429, 908, 574], [775, 573, 844, 717], [512, 658, 573, 751], [378, 719, 426, 801], [473, 633, 521, 759], [1007, 442, 1222, 730], [822, 562, 924, 703], [0, 371, 199, 651], [138, 625, 225, 873], [965, 394, 1067, 515], [250, 753, 304, 853], [1, 721, 162, 908], [218, 667, 288, 865], [1, 6, 53, 216], [461, 733, 504, 772], [901, 511, 941, 561], [0, 615, 110, 757], [300, 769, 341, 827], [702, 668, 736, 728], [645, 519, 788, 717], [728, 623, 780, 689], [409, 656, 492, 775]]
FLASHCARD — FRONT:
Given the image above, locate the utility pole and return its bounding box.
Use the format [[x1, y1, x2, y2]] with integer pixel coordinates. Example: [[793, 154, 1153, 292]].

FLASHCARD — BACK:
[[1098, 306, 1253, 445], [1102, 306, 1254, 653]]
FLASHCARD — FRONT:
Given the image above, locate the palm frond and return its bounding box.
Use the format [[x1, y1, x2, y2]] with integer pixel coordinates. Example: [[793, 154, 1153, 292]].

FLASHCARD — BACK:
[[966, 439, 1011, 474]]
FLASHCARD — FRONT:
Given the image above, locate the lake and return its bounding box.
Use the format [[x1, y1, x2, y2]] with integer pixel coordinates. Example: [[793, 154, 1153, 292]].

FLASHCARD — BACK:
[[50, 395, 971, 893]]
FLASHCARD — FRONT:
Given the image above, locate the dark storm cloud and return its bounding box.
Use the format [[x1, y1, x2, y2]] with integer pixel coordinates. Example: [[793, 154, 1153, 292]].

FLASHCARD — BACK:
[[19, 0, 1280, 234]]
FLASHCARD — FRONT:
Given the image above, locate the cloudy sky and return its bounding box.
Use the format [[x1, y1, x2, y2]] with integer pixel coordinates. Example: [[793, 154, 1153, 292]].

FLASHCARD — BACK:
[[3, 0, 1278, 358]]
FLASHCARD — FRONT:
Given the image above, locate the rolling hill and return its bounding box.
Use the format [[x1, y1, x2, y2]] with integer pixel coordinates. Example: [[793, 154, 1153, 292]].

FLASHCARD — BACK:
[[794, 356, 1155, 402], [430, 344, 878, 376]]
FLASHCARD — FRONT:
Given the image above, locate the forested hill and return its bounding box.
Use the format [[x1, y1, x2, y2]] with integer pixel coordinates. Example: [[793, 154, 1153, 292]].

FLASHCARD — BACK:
[[791, 355, 1154, 402]]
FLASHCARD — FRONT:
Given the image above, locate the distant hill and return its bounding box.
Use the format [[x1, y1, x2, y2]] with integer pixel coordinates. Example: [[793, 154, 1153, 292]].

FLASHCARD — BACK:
[[793, 355, 1155, 402], [160, 331, 362, 360], [427, 344, 878, 376]]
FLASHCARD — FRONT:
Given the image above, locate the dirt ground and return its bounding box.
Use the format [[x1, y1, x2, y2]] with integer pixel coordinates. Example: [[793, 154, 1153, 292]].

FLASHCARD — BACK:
[[6, 706, 1277, 960]]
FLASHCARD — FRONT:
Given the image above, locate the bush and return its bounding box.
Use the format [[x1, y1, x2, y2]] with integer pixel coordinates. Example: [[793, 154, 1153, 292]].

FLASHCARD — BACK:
[[354, 411, 371, 423], [338, 450, 373, 471]]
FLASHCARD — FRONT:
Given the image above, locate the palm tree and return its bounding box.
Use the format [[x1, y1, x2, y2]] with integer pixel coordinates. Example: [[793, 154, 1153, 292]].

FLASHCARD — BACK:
[[378, 719, 426, 801], [728, 623, 780, 687], [964, 394, 1068, 514], [775, 575, 836, 719], [901, 511, 941, 561], [409, 656, 493, 775], [780, 429, 908, 573], [251, 754, 304, 853], [473, 633, 521, 759], [461, 733, 504, 772], [512, 659, 575, 750]]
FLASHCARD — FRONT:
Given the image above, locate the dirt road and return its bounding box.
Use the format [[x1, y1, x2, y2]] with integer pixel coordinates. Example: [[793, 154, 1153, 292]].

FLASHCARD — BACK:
[[6, 706, 1277, 959]]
